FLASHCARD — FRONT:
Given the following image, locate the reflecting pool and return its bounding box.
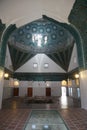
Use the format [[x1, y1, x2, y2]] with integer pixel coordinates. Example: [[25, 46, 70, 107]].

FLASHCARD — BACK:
[[24, 110, 69, 130]]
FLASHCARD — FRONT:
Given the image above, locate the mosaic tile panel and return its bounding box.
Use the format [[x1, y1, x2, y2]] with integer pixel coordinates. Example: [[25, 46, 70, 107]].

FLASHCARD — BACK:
[[9, 16, 74, 53], [8, 15, 75, 71]]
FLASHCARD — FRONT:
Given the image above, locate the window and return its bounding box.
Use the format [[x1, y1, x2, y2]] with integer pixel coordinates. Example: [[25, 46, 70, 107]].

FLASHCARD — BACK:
[[33, 63, 38, 68], [44, 63, 49, 68]]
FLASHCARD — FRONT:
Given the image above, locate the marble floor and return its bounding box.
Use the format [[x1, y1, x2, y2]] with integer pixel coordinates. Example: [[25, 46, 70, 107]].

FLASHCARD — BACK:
[[2, 96, 81, 109], [0, 96, 87, 130]]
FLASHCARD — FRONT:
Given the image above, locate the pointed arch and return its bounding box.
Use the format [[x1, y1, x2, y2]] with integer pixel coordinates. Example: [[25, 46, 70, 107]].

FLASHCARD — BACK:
[[0, 24, 16, 67]]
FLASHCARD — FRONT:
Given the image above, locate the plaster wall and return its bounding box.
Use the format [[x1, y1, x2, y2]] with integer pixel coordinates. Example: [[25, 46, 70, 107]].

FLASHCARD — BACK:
[[18, 81, 61, 97], [0, 70, 4, 109], [80, 70, 87, 110], [5, 45, 13, 71], [16, 54, 65, 73], [0, 0, 75, 26], [3, 79, 13, 99], [68, 44, 78, 72]]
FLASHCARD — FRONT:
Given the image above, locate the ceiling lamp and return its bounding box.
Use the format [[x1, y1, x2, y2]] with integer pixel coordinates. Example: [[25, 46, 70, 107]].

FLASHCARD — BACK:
[[4, 73, 9, 78]]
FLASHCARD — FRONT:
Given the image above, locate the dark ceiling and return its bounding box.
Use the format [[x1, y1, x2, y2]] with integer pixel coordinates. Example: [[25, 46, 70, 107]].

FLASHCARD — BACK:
[[8, 15, 75, 71]]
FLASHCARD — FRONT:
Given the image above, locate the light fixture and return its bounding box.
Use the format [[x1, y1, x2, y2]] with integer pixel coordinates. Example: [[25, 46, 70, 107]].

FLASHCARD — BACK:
[[61, 80, 67, 86], [61, 79, 72, 87], [75, 74, 79, 79], [14, 79, 19, 87], [75, 74, 79, 86], [4, 73, 9, 78]]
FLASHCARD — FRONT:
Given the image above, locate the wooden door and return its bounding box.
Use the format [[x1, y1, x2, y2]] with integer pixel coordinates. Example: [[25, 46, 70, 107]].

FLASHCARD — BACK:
[[13, 87, 19, 96], [46, 88, 51, 96], [27, 88, 33, 97]]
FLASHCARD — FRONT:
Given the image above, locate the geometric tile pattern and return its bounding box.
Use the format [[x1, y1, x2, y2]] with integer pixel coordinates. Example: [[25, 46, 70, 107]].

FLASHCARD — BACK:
[[1, 97, 87, 130], [8, 15, 75, 71], [0, 107, 87, 130], [59, 108, 87, 130], [0, 109, 31, 130]]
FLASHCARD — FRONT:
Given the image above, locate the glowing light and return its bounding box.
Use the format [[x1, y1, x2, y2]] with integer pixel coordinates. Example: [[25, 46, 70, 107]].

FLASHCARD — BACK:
[[61, 80, 67, 86], [60, 96, 68, 109], [4, 73, 9, 78], [61, 87, 67, 96], [14, 80, 19, 87], [75, 74, 79, 79], [32, 125, 36, 129], [44, 36, 47, 44]]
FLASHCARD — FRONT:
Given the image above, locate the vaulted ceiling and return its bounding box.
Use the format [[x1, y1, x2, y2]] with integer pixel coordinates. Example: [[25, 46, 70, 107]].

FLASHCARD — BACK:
[[8, 15, 75, 72]]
